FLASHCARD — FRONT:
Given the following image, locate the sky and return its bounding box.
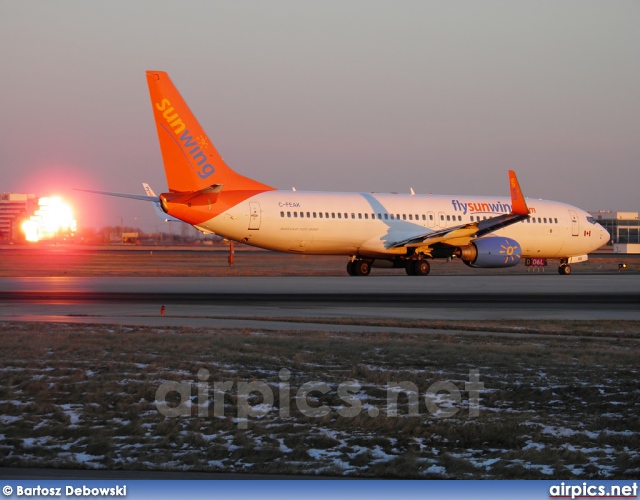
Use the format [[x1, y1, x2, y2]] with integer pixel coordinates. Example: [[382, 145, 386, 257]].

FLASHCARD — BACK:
[[1, 1, 639, 232]]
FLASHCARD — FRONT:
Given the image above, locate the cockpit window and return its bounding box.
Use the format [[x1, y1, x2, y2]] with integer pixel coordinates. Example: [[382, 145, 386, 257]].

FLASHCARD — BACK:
[[587, 217, 597, 225]]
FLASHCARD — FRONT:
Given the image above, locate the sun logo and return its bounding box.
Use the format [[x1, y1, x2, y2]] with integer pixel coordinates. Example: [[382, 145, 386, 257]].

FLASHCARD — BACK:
[[197, 135, 209, 149], [500, 240, 521, 264]]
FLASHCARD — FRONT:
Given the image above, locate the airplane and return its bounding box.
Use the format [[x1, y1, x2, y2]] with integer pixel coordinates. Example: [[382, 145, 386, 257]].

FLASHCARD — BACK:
[[85, 70, 610, 276]]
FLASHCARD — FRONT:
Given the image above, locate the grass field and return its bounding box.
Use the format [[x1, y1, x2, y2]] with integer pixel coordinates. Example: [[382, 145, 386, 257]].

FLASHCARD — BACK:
[[1, 321, 638, 478]]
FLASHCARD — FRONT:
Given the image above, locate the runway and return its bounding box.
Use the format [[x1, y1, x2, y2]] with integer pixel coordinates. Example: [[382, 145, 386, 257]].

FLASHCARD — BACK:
[[0, 275, 638, 323]]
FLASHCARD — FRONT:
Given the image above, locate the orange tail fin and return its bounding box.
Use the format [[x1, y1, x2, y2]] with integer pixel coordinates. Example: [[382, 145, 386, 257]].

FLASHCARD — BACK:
[[146, 71, 274, 193]]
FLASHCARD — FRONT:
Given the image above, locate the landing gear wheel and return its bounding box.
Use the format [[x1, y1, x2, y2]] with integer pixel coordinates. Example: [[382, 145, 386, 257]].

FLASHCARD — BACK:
[[353, 260, 371, 276], [405, 263, 415, 276], [411, 260, 431, 276], [559, 265, 571, 275], [346, 261, 356, 276]]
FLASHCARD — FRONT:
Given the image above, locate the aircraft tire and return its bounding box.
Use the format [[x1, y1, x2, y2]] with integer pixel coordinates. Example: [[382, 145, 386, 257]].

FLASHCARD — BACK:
[[354, 260, 371, 276], [346, 261, 356, 276], [558, 265, 571, 275], [411, 260, 431, 276]]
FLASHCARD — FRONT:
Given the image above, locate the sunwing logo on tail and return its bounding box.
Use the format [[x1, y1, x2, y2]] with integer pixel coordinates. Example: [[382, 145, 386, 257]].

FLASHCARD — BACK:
[[155, 99, 215, 179]]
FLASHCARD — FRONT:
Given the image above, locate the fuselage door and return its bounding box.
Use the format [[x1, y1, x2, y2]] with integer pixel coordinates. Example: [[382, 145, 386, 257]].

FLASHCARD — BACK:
[[569, 210, 579, 236], [249, 202, 261, 230], [427, 211, 435, 228]]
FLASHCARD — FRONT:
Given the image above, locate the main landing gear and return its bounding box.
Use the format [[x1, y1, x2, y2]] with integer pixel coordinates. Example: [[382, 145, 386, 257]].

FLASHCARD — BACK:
[[346, 259, 431, 277], [346, 260, 371, 276], [405, 260, 431, 276]]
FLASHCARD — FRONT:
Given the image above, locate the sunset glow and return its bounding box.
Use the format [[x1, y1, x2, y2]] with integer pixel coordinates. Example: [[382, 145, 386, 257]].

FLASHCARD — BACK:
[[21, 196, 77, 242]]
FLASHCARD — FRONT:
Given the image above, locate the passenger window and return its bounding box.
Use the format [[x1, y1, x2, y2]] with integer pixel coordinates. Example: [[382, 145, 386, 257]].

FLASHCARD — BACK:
[[325, 213, 329, 218], [429, 214, 434, 221], [358, 213, 362, 219], [440, 215, 444, 221], [403, 214, 407, 220], [483, 216, 487, 220], [458, 216, 462, 221], [410, 214, 414, 221], [287, 211, 291, 217], [300, 212, 304, 218], [337, 213, 342, 219], [538, 218, 541, 223], [280, 211, 284, 217], [319, 212, 323, 218], [543, 218, 547, 223], [351, 213, 355, 219], [372, 213, 375, 219], [532, 218, 536, 223], [331, 213, 335, 219], [470, 216, 474, 221], [554, 218, 558, 224], [384, 214, 388, 220], [313, 212, 316, 218], [345, 213, 348, 219], [422, 215, 426, 221], [364, 214, 368, 219], [307, 212, 310, 218], [446, 215, 450, 221], [390, 214, 394, 220], [294, 212, 298, 218]]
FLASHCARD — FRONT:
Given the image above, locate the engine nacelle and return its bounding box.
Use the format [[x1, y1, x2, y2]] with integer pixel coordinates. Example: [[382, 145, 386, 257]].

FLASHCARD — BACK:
[[456, 237, 522, 268]]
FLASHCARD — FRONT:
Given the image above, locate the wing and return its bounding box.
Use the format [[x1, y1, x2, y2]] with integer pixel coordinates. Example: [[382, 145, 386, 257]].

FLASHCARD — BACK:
[[390, 170, 530, 253]]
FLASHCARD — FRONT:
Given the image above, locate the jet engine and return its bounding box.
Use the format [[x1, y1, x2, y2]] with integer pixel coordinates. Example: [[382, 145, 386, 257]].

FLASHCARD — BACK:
[[455, 237, 522, 268]]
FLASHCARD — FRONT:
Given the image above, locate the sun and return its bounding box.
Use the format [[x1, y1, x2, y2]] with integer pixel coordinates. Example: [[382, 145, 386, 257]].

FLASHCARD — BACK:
[[21, 196, 77, 242]]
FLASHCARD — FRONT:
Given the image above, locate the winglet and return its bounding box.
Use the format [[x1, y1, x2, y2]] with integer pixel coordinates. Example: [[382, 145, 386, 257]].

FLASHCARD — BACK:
[[142, 183, 156, 197], [508, 170, 530, 215]]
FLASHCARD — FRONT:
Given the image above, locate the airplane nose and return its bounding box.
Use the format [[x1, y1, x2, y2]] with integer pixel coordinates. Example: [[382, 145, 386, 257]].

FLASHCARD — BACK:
[[600, 225, 610, 242]]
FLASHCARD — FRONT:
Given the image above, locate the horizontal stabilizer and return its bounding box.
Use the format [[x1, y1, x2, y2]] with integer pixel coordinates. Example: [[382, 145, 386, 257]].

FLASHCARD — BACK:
[[75, 189, 159, 202]]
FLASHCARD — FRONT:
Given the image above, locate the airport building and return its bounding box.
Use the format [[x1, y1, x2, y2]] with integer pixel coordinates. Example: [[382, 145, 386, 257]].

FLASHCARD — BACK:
[[0, 192, 37, 242], [589, 210, 640, 253]]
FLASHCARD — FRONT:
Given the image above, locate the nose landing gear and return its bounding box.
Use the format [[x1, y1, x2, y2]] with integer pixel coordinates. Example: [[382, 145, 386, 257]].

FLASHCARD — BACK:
[[558, 259, 571, 275], [558, 264, 571, 275]]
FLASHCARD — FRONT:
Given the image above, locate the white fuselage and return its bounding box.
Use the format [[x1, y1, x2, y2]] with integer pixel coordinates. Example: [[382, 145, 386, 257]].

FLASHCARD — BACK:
[[194, 190, 609, 259]]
